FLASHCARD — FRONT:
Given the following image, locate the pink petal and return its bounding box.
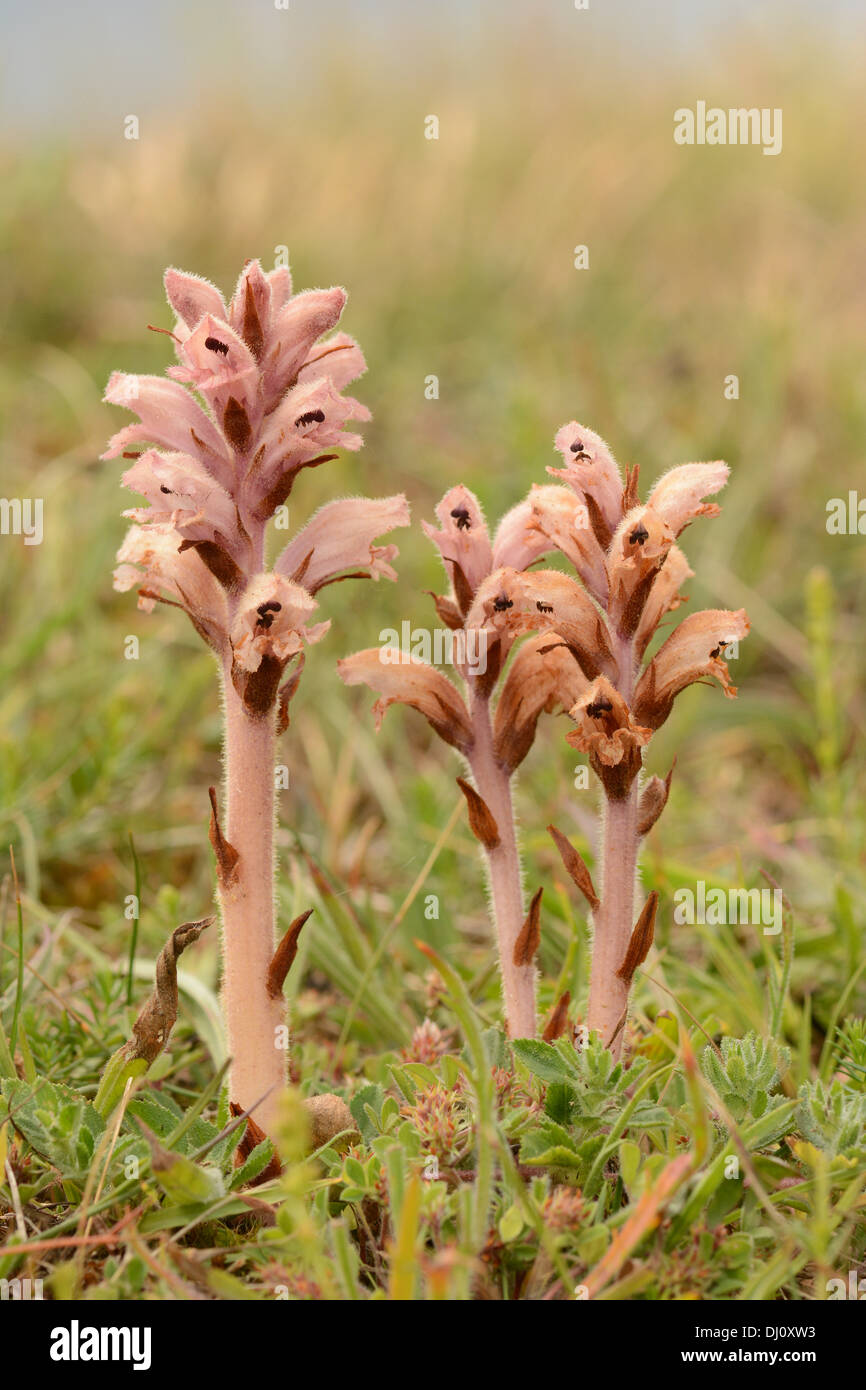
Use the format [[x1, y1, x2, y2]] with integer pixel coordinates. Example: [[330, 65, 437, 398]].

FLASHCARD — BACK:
[[646, 462, 729, 536], [275, 494, 410, 591], [103, 373, 233, 485], [263, 287, 347, 406], [164, 268, 226, 331], [422, 485, 493, 597], [338, 648, 473, 753], [267, 265, 293, 312], [231, 573, 322, 673], [633, 608, 750, 729], [297, 332, 367, 392], [113, 522, 228, 646], [550, 421, 624, 534]]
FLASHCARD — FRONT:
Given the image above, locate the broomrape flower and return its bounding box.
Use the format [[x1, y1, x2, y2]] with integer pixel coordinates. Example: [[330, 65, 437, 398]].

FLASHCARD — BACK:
[[340, 484, 591, 1038], [108, 258, 408, 1138], [540, 421, 748, 1052]]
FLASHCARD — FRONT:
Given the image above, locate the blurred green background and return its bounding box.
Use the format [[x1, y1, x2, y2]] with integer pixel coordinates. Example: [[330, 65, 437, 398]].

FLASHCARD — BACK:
[[0, 0, 863, 1049]]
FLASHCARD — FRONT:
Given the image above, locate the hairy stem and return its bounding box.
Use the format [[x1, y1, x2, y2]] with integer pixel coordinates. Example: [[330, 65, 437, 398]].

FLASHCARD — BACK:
[[218, 661, 286, 1136], [587, 630, 640, 1055], [468, 691, 536, 1038], [587, 784, 640, 1055]]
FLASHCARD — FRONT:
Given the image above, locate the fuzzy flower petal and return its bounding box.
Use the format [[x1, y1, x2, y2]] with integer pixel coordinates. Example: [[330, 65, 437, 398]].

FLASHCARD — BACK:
[[230, 574, 324, 675], [274, 494, 410, 591], [607, 505, 676, 636], [113, 522, 228, 648], [164, 268, 227, 332], [633, 608, 750, 730], [646, 462, 729, 537], [634, 544, 694, 658], [422, 485, 493, 604], [466, 567, 614, 680], [120, 450, 243, 556], [565, 676, 652, 767], [493, 633, 589, 773], [297, 332, 367, 393], [103, 373, 234, 486], [549, 421, 624, 538], [523, 483, 610, 605], [263, 287, 348, 406], [167, 314, 261, 445], [338, 649, 473, 753]]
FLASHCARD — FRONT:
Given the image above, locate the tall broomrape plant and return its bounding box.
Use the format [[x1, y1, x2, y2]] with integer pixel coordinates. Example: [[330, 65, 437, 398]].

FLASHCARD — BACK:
[[339, 486, 598, 1037], [539, 423, 748, 1054], [107, 259, 408, 1136], [341, 424, 748, 1053]]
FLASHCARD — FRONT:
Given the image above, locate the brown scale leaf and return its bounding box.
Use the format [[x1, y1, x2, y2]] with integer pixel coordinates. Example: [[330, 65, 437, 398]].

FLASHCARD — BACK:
[[125, 916, 213, 1066], [547, 824, 600, 910], [456, 777, 500, 849], [542, 990, 571, 1041], [513, 886, 543, 967], [616, 891, 658, 984], [208, 785, 239, 886], [637, 760, 675, 836], [267, 909, 314, 999], [277, 652, 306, 734]]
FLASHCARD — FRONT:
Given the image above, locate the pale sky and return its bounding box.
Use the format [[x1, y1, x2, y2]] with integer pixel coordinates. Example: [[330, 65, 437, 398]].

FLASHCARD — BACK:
[[0, 0, 862, 135]]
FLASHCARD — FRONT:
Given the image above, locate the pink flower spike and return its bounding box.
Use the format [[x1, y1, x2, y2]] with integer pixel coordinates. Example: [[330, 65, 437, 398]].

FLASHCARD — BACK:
[[274, 494, 410, 592]]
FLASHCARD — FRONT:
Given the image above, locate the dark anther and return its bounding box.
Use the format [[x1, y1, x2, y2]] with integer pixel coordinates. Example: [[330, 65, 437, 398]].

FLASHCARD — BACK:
[[710, 641, 726, 659], [628, 523, 649, 546], [257, 600, 282, 616], [450, 506, 471, 530], [159, 485, 172, 494], [570, 439, 584, 453], [493, 595, 514, 612], [257, 613, 274, 630], [586, 698, 614, 718], [536, 601, 554, 614], [294, 409, 326, 428], [204, 336, 229, 356]]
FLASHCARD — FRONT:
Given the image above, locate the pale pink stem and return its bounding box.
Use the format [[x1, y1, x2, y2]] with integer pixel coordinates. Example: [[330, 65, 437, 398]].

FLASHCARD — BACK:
[[218, 665, 286, 1135], [216, 513, 286, 1136], [587, 785, 639, 1055], [468, 690, 536, 1038], [587, 631, 640, 1056]]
